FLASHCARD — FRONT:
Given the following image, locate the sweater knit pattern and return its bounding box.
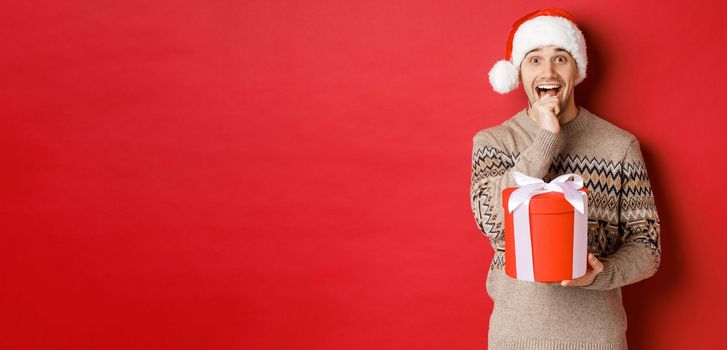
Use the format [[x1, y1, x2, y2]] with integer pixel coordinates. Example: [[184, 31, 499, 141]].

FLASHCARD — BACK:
[[472, 146, 660, 269], [469, 106, 661, 349]]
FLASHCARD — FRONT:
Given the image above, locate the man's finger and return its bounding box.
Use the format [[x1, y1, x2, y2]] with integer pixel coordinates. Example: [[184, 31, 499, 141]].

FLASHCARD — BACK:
[[562, 264, 600, 287], [562, 255, 602, 287], [588, 253, 604, 272]]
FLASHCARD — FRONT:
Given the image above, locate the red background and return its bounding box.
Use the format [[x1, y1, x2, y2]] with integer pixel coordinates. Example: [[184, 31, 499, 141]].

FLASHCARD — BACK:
[[2, 1, 725, 349]]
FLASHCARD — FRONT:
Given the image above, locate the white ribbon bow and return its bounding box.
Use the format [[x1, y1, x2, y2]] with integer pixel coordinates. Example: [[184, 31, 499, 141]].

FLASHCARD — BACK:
[[507, 171, 588, 281], [508, 171, 586, 215]]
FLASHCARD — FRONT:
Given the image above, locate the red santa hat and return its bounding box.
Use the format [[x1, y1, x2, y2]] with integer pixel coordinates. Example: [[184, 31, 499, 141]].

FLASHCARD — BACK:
[[488, 8, 588, 94]]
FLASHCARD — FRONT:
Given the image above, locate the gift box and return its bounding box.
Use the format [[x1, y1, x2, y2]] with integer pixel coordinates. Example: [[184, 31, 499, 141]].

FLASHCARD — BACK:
[[502, 171, 589, 282]]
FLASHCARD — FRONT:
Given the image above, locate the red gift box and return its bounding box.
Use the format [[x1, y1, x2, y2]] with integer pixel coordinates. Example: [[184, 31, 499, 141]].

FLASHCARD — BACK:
[[501, 173, 589, 282]]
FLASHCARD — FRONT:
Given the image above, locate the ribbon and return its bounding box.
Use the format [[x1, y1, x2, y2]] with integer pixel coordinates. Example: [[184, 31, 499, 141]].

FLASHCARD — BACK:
[[507, 171, 588, 281]]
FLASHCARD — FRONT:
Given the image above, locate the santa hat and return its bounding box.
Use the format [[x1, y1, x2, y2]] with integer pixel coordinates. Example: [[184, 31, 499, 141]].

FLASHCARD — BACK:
[[488, 8, 588, 94]]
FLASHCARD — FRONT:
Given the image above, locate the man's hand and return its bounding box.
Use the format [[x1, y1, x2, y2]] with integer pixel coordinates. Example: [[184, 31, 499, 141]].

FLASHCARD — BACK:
[[561, 253, 604, 287], [529, 94, 560, 134]]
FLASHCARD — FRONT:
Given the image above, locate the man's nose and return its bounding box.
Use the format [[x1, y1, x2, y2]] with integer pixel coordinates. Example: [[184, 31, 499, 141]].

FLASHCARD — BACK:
[[541, 60, 557, 77]]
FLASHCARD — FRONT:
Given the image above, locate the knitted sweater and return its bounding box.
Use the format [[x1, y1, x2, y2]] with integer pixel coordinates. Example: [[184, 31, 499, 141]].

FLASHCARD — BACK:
[[470, 106, 661, 349]]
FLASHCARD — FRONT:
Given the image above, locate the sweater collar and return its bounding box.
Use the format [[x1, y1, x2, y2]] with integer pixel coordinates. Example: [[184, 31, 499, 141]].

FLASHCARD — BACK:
[[515, 106, 591, 135]]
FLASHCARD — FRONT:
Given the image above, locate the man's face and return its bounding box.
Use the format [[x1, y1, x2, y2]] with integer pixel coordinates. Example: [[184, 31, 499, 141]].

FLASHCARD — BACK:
[[520, 45, 579, 115]]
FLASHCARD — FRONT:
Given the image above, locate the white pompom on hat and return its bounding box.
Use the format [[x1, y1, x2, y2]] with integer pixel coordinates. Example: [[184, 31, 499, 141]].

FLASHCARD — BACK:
[[488, 8, 588, 94]]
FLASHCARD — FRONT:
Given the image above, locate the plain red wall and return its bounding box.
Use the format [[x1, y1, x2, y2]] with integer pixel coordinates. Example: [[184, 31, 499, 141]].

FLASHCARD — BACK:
[[2, 1, 726, 349]]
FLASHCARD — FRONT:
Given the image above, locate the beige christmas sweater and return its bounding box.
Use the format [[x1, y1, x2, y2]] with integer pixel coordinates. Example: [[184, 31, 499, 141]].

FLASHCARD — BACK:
[[470, 106, 661, 349]]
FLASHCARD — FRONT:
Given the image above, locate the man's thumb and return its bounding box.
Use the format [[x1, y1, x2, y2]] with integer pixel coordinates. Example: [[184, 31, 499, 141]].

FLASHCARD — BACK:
[[588, 254, 604, 272]]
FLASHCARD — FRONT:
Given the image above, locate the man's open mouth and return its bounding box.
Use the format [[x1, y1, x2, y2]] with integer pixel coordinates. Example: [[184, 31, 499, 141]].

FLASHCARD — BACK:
[[536, 84, 561, 98]]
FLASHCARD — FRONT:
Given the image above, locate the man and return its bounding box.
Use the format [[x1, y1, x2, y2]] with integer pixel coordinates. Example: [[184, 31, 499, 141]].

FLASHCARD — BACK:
[[470, 8, 661, 349]]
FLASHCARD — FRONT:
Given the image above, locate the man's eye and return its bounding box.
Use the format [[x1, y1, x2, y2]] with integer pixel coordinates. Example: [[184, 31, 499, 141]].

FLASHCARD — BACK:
[[556, 57, 566, 62], [530, 58, 539, 63]]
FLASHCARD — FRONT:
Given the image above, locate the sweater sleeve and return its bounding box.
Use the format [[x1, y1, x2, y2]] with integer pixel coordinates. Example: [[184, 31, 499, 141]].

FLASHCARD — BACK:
[[581, 139, 662, 290], [470, 127, 560, 246]]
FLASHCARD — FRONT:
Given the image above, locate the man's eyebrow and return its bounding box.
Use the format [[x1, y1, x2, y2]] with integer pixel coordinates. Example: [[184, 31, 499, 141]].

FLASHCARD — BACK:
[[525, 48, 568, 56]]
